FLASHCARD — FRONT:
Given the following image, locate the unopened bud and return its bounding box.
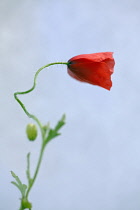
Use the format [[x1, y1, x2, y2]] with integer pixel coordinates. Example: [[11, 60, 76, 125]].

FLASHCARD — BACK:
[[26, 124, 38, 141]]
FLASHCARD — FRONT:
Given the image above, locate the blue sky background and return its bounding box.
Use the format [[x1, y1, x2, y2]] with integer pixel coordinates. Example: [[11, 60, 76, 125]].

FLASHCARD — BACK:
[[1, 0, 140, 209]]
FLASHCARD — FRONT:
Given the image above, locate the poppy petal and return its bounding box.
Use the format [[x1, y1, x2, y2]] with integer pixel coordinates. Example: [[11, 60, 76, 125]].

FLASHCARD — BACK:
[[67, 52, 115, 90]]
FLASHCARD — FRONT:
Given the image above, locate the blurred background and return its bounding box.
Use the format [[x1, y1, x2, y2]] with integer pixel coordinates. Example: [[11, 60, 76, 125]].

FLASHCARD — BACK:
[[1, 0, 140, 209]]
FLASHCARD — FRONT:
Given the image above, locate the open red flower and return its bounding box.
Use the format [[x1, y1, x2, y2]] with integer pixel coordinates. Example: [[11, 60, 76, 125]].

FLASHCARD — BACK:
[[67, 52, 115, 90]]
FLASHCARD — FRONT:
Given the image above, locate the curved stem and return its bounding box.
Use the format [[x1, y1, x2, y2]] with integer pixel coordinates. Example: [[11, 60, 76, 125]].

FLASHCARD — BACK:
[[14, 62, 68, 136], [14, 62, 68, 209]]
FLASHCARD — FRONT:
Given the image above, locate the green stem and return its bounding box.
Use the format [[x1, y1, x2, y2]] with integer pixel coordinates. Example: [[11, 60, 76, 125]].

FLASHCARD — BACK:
[[14, 62, 68, 209], [25, 142, 45, 199], [14, 62, 68, 137]]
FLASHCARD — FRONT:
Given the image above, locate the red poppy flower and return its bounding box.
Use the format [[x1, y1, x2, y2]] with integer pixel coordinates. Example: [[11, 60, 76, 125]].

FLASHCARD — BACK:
[[67, 52, 115, 90]]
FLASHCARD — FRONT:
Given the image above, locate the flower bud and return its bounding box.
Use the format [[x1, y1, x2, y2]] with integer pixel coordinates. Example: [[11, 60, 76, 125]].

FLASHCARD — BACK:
[[26, 124, 38, 141]]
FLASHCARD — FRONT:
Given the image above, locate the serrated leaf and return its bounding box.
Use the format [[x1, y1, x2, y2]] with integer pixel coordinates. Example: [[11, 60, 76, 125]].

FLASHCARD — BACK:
[[44, 114, 66, 145], [11, 171, 27, 197], [11, 171, 23, 187], [54, 114, 66, 132], [46, 129, 60, 142], [11, 181, 21, 192]]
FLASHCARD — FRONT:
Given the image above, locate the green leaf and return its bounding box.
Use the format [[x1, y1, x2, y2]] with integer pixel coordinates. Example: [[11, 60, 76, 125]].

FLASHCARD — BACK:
[[54, 114, 66, 132], [11, 181, 21, 192], [44, 114, 66, 144], [11, 171, 23, 187], [11, 171, 27, 197]]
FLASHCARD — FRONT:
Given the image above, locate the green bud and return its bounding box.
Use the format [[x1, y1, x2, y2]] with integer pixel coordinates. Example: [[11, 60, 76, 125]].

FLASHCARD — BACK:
[[26, 124, 38, 141]]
